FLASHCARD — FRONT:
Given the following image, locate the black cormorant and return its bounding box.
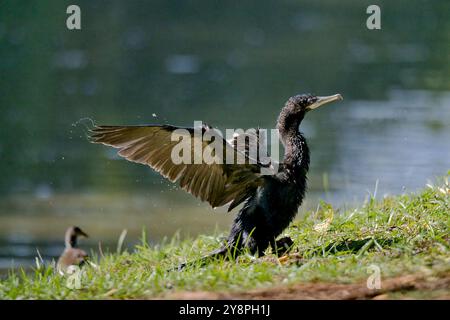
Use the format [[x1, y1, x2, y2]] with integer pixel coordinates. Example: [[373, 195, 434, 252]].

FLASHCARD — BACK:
[[90, 94, 343, 264]]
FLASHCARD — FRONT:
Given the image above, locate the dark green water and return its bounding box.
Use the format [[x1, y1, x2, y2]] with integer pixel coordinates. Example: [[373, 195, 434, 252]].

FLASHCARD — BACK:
[[0, 1, 449, 270]]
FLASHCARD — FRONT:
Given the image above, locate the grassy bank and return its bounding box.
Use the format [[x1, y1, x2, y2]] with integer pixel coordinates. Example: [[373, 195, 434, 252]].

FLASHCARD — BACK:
[[1, 176, 449, 299]]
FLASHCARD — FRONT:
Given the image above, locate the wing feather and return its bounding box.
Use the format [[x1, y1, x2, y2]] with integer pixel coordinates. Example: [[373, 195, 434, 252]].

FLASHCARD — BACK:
[[90, 124, 264, 210]]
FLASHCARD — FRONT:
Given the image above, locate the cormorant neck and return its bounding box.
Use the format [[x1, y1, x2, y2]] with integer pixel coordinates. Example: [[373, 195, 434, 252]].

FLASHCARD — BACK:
[[276, 108, 305, 142], [276, 111, 310, 173]]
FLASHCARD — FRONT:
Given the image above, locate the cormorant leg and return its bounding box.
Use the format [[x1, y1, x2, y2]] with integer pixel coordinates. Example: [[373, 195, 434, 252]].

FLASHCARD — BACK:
[[175, 224, 275, 271]]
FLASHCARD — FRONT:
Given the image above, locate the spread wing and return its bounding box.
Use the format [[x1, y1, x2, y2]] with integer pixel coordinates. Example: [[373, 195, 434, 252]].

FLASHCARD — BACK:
[[89, 124, 267, 211]]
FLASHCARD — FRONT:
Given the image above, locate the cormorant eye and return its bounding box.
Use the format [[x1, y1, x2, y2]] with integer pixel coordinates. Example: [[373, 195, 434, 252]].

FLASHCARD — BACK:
[[308, 96, 317, 104]]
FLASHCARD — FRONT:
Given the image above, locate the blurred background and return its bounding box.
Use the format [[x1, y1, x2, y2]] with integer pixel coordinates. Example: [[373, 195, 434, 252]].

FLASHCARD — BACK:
[[0, 0, 449, 272]]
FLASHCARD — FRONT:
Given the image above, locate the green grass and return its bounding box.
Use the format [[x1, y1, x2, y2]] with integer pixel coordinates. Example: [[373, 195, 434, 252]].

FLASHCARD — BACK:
[[1, 176, 449, 299]]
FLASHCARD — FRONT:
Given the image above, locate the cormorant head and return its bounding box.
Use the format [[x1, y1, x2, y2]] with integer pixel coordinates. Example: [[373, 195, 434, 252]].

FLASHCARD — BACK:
[[286, 93, 343, 115], [278, 94, 343, 135]]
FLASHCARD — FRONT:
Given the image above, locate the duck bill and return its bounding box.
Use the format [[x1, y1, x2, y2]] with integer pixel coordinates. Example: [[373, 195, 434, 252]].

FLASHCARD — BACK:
[[306, 94, 343, 111], [79, 230, 89, 238]]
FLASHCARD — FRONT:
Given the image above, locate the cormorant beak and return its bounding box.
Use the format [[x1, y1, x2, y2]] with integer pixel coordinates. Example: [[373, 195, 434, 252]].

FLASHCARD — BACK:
[[306, 94, 343, 111]]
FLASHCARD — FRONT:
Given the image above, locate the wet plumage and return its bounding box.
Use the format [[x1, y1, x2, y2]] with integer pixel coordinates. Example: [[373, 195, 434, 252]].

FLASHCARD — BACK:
[[90, 93, 342, 264]]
